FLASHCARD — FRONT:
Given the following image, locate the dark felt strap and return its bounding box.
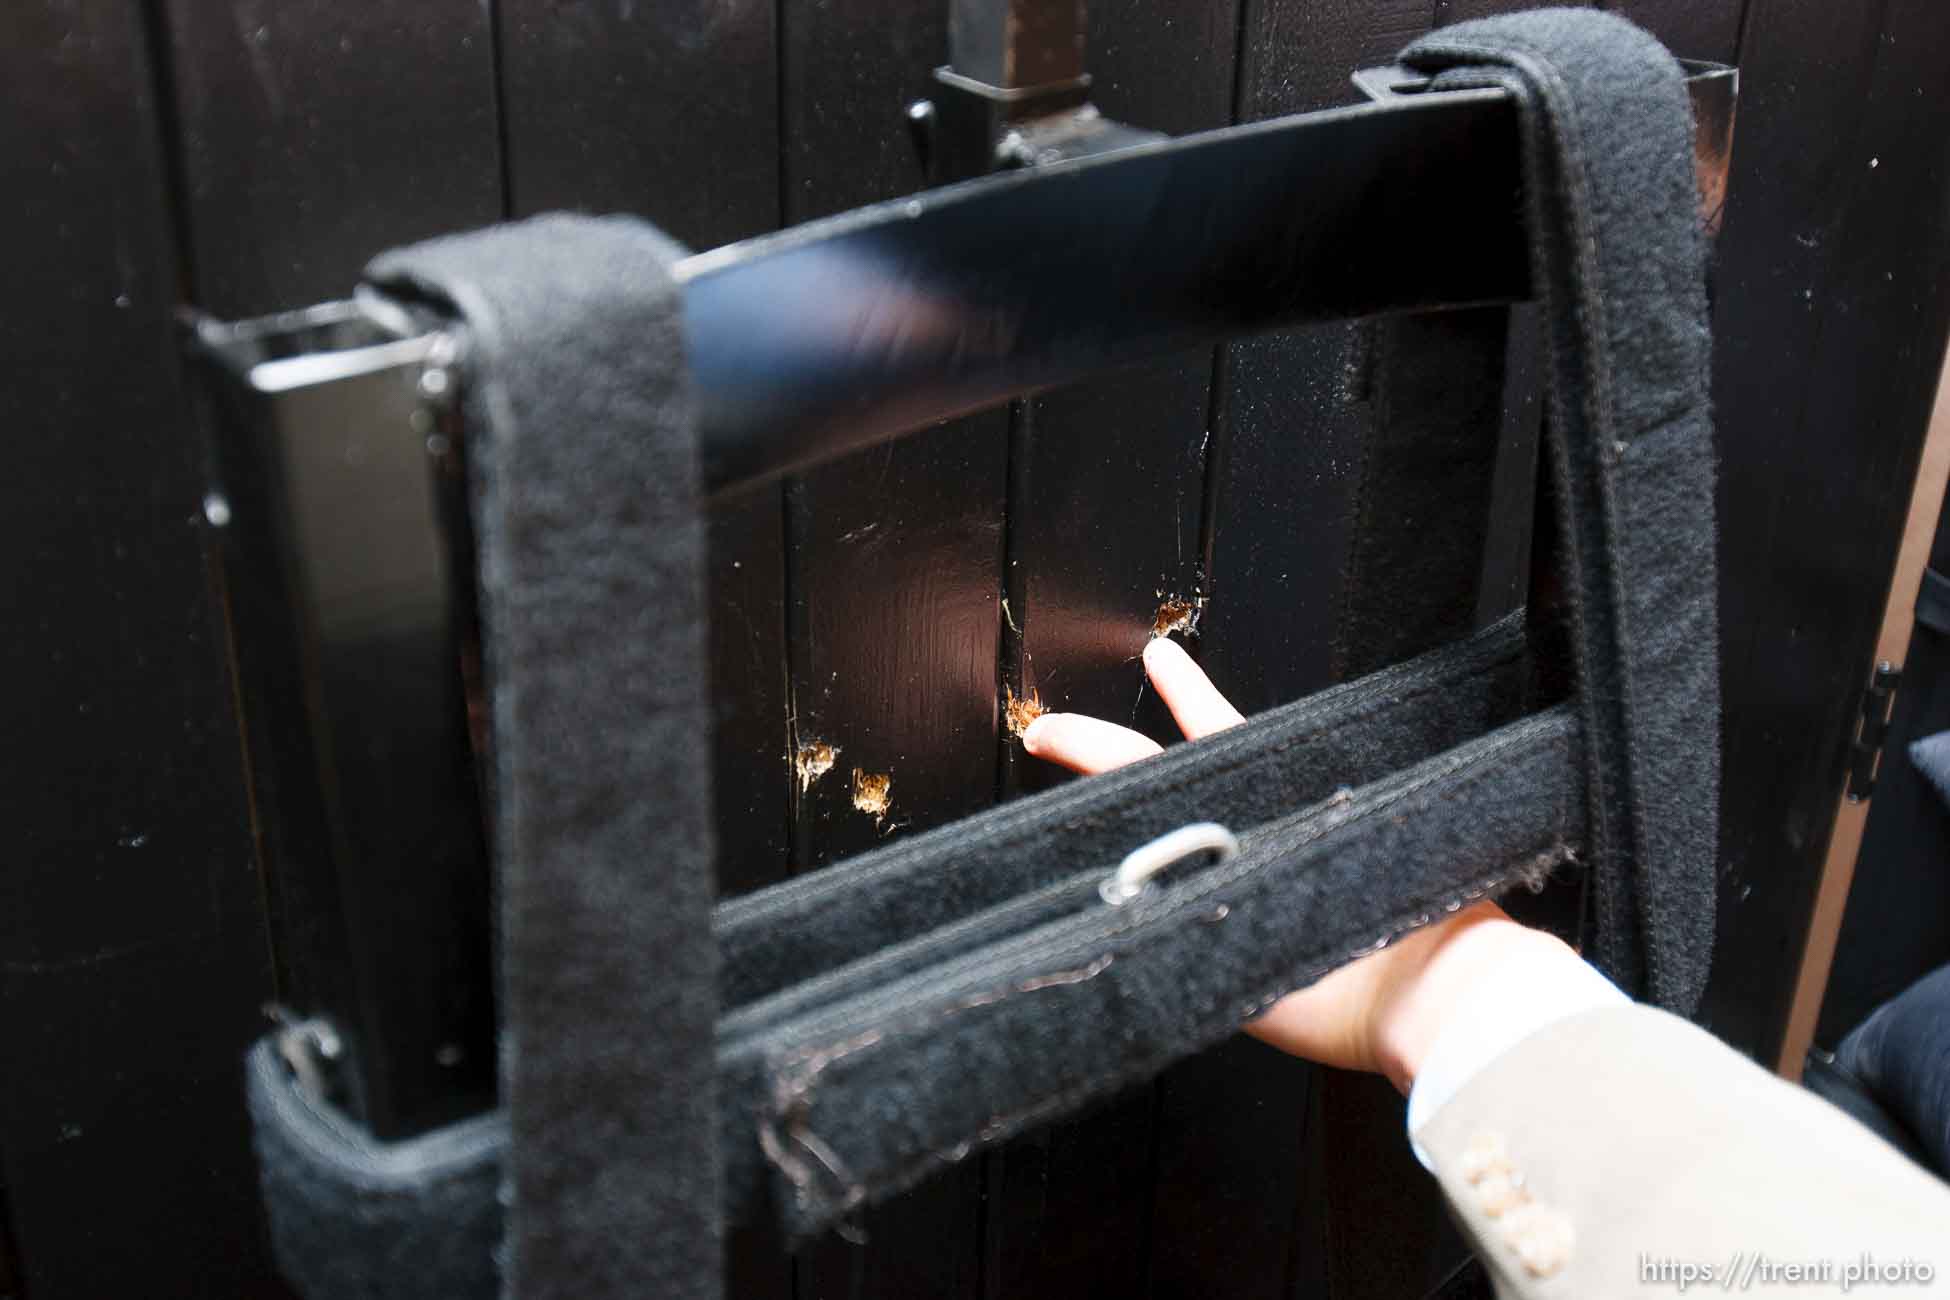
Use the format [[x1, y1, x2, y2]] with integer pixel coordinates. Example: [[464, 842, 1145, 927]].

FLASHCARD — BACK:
[[241, 624, 1542, 1285], [247, 1040, 506, 1299], [747, 708, 1584, 1236], [244, 614, 1534, 1290], [1404, 10, 1720, 1013], [366, 215, 721, 1300]]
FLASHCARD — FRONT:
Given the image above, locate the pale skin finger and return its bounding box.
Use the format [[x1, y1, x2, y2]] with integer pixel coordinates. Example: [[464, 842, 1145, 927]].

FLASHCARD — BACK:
[[1021, 637, 1243, 773], [1142, 636, 1246, 740], [1020, 712, 1164, 774]]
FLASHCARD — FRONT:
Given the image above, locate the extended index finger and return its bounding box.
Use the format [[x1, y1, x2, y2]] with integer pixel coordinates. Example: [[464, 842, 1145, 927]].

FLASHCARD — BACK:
[[1021, 713, 1165, 775], [1142, 637, 1246, 740]]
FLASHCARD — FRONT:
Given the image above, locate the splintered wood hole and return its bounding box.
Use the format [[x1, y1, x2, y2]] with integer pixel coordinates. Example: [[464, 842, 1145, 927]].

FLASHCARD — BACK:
[[1004, 684, 1045, 739], [795, 741, 837, 792], [851, 768, 893, 823], [1152, 594, 1203, 639]]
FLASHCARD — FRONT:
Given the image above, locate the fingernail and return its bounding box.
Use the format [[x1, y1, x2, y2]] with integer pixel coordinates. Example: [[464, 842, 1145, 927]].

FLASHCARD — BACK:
[[1143, 636, 1184, 668], [1021, 713, 1055, 752]]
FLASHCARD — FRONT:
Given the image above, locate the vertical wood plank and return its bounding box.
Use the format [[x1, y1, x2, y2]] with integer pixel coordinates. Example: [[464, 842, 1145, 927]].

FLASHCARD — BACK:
[[498, 0, 779, 249], [1601, 0, 1745, 62], [0, 1185, 18, 1297], [778, 5, 998, 1297], [0, 4, 280, 1294], [166, 3, 503, 318], [1704, 0, 1950, 1059], [1239, 0, 1434, 122], [988, 5, 1240, 1295], [1012, 0, 1240, 762], [1201, 0, 1434, 708]]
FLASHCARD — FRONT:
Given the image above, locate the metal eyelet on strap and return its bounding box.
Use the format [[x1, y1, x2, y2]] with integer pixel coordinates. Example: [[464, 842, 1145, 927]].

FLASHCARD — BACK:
[[1100, 822, 1241, 906]]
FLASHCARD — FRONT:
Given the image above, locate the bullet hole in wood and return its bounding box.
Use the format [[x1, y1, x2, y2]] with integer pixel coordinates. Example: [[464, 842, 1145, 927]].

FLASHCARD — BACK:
[[851, 768, 893, 824], [1004, 684, 1045, 739], [795, 740, 837, 792], [1152, 594, 1203, 639]]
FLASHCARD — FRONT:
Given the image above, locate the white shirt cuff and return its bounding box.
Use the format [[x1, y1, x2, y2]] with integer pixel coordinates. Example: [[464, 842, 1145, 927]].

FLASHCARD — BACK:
[[1405, 943, 1628, 1166]]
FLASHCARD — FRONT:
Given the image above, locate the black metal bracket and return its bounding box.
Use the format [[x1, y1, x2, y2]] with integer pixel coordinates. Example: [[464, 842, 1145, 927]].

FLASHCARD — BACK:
[[184, 303, 495, 1139], [1846, 661, 1903, 802], [909, 0, 1163, 183], [913, 81, 1167, 182]]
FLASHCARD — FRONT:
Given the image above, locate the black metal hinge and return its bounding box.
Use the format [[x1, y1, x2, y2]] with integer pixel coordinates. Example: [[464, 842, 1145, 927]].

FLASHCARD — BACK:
[[1845, 661, 1902, 802]]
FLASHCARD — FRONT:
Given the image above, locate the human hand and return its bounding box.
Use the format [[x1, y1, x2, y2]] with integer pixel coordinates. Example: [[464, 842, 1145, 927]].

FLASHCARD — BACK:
[[1021, 638, 1577, 1094]]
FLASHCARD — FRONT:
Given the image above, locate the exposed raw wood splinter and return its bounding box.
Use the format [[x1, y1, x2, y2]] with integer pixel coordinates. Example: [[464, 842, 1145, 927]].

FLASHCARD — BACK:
[[851, 768, 893, 823], [1004, 684, 1045, 739], [1152, 595, 1203, 638], [795, 741, 837, 792]]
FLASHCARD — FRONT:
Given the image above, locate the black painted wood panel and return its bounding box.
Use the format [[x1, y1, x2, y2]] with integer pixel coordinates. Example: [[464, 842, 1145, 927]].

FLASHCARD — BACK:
[[999, 362, 1213, 1298], [497, 0, 778, 250], [1602, 0, 1745, 63], [1704, 0, 1950, 1060], [1203, 0, 1431, 708], [780, 426, 1005, 1299], [164, 3, 503, 319], [0, 5, 280, 1294]]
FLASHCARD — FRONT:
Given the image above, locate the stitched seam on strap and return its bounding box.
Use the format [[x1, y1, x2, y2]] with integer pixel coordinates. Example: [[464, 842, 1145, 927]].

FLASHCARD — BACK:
[[769, 726, 1576, 1218], [767, 711, 1569, 1069]]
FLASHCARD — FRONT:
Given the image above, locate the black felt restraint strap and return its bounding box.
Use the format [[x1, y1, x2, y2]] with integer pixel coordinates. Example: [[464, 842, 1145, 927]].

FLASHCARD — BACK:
[[744, 708, 1584, 1237], [243, 610, 1533, 1294], [365, 215, 721, 1300], [718, 607, 1528, 1016], [246, 1040, 507, 1299], [1403, 9, 1720, 1013]]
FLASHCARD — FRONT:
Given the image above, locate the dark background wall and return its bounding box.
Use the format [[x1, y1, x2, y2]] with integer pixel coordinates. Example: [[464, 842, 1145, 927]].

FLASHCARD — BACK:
[[3, 0, 1948, 1296]]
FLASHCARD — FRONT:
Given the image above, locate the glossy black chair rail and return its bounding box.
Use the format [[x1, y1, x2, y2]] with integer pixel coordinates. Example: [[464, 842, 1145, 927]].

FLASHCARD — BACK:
[[684, 60, 1733, 496]]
